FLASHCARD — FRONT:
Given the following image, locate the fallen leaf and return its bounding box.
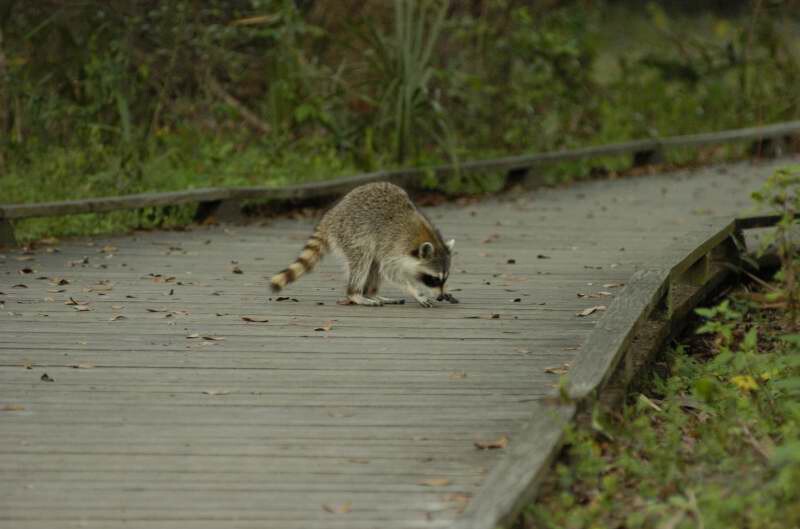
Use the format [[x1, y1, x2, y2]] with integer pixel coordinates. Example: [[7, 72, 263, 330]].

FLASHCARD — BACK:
[[18, 267, 34, 274], [70, 363, 96, 369], [50, 277, 70, 285], [67, 257, 89, 267], [418, 478, 450, 487], [40, 373, 54, 382], [100, 244, 117, 253], [1, 404, 25, 411], [146, 307, 169, 313], [65, 297, 81, 305], [474, 435, 509, 450], [322, 501, 352, 514], [276, 296, 299, 302], [11, 284, 28, 288], [315, 320, 335, 332], [242, 316, 270, 323], [444, 493, 472, 513], [507, 258, 516, 264], [202, 389, 230, 396], [14, 255, 35, 261], [577, 305, 607, 317], [73, 304, 91, 312], [109, 314, 127, 321], [186, 333, 201, 339], [231, 265, 243, 274], [202, 335, 225, 341], [448, 371, 467, 380], [537, 254, 551, 259], [603, 282, 624, 288], [544, 363, 570, 375]]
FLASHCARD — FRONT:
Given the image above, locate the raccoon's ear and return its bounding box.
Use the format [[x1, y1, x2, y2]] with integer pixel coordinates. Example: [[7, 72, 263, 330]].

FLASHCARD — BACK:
[[419, 242, 434, 259], [445, 239, 455, 250]]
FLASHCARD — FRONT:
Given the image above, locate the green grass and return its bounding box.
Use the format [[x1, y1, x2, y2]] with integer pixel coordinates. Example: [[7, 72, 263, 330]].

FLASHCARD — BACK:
[[519, 288, 800, 529], [2, 3, 799, 242]]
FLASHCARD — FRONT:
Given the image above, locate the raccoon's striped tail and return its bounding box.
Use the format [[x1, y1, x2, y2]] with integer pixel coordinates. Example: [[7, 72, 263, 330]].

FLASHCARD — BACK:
[[270, 233, 328, 293]]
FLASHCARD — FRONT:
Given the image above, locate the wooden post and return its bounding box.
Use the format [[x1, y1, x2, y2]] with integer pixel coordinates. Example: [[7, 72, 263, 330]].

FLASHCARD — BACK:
[[194, 199, 245, 224], [632, 148, 665, 167], [0, 218, 16, 246]]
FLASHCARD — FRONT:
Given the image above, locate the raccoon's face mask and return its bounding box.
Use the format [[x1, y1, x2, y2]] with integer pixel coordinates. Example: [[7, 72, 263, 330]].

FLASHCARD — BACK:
[[414, 239, 455, 297]]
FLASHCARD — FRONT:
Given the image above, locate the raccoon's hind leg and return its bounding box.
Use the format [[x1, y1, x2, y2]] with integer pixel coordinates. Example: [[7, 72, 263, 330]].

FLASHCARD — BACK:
[[345, 255, 383, 306], [366, 260, 404, 305]]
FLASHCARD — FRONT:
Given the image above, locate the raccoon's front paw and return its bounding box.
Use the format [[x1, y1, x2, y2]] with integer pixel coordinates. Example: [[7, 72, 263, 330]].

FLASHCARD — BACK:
[[437, 292, 460, 304], [414, 295, 435, 308]]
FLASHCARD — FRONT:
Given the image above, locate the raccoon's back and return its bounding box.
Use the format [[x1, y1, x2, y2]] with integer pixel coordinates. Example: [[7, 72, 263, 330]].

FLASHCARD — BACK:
[[319, 183, 420, 243]]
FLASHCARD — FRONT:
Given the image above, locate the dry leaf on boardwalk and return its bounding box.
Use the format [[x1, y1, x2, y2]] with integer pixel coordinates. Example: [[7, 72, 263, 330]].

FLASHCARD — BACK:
[[544, 363, 570, 375], [109, 315, 127, 321], [577, 305, 607, 317], [1, 404, 25, 411], [73, 304, 91, 312], [202, 389, 230, 396], [474, 435, 509, 450], [146, 307, 169, 313], [241, 316, 270, 323], [70, 363, 96, 369], [315, 320, 335, 332], [444, 493, 472, 513], [40, 373, 54, 382], [603, 282, 624, 288], [322, 501, 352, 514], [419, 478, 450, 487], [449, 371, 467, 380]]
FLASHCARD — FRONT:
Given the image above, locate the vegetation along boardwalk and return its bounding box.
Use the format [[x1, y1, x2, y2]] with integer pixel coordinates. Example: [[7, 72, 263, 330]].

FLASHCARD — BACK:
[[0, 157, 795, 529]]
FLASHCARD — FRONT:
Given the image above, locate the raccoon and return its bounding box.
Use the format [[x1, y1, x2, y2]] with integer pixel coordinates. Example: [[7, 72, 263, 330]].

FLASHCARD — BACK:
[[269, 182, 457, 307]]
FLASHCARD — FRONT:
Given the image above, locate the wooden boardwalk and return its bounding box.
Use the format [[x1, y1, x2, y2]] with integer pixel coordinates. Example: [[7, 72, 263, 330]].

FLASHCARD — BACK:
[[0, 157, 794, 528]]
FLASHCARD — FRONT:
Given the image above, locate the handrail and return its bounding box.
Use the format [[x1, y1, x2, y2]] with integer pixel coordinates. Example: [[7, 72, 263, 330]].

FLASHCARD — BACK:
[[2, 120, 799, 222]]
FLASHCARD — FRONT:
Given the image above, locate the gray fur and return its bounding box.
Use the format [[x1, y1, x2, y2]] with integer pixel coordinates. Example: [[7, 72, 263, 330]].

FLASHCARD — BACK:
[[270, 182, 454, 307]]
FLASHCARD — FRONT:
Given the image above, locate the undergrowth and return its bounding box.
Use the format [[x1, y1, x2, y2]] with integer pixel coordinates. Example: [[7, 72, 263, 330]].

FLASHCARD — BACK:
[[1, 1, 799, 241], [520, 167, 800, 528]]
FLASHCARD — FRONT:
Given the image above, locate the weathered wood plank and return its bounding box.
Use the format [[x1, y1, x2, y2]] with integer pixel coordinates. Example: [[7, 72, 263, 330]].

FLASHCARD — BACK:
[[0, 157, 794, 529]]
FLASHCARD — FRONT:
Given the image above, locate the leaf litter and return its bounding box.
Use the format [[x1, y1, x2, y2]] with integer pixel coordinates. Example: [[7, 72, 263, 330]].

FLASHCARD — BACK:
[[474, 435, 509, 450]]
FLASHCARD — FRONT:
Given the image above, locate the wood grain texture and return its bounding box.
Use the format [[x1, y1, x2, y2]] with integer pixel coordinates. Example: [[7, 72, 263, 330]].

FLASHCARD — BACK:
[[0, 156, 796, 529]]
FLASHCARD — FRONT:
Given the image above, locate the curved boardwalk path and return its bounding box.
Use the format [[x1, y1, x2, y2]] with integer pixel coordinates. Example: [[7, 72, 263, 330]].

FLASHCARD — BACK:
[[0, 157, 795, 528]]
